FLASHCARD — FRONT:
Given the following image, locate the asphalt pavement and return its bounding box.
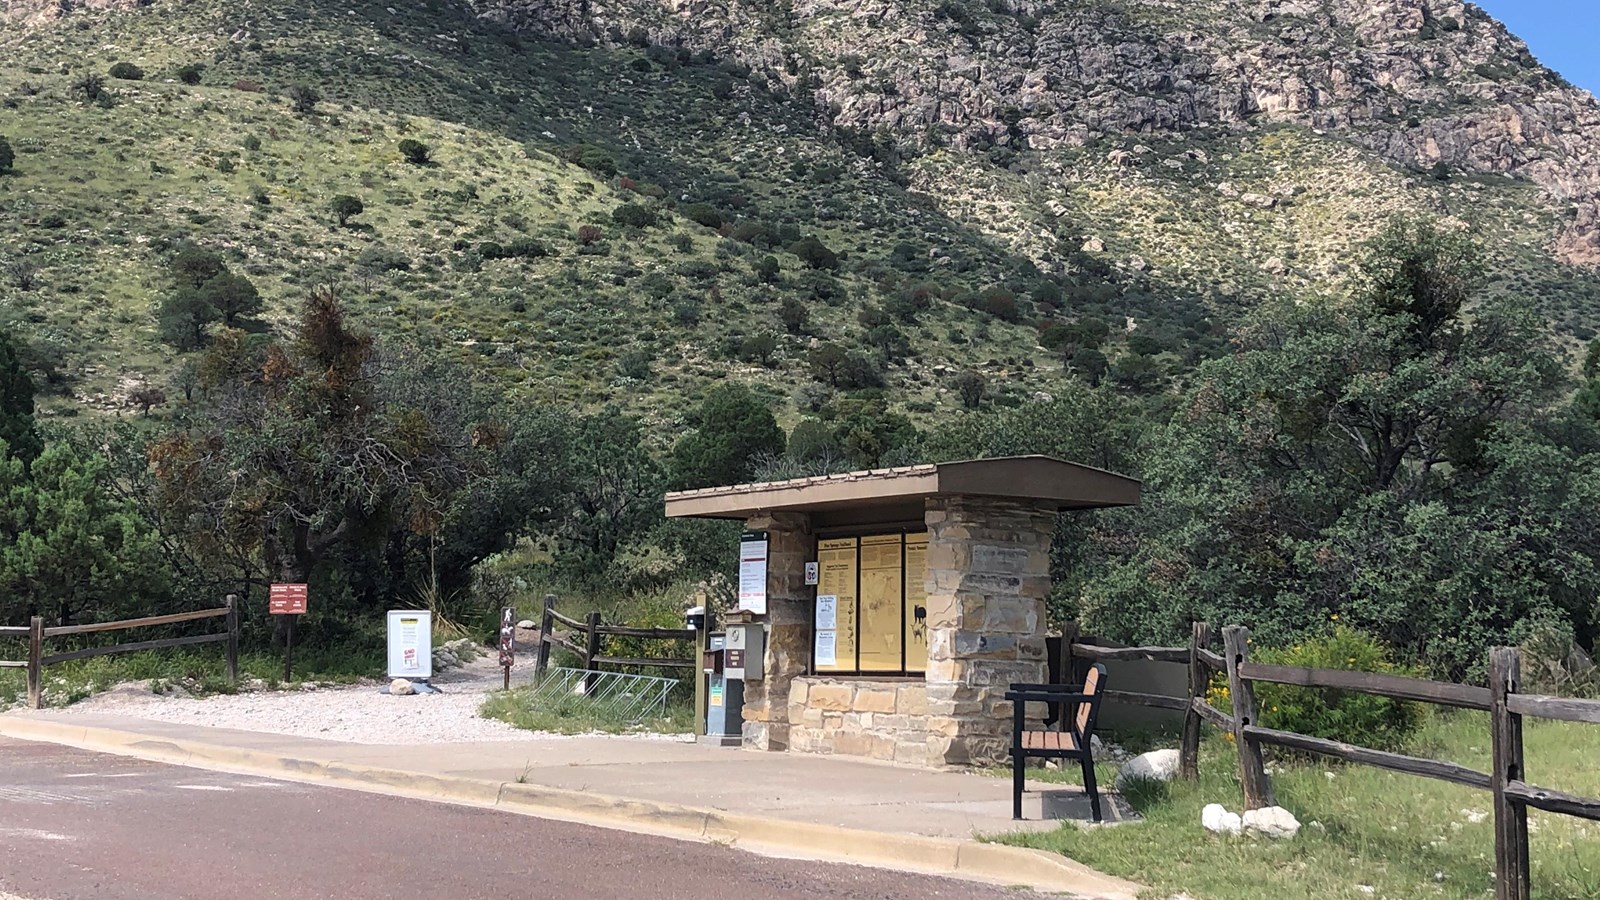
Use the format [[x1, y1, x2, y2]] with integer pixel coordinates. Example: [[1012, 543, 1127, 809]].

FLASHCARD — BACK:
[[0, 737, 1056, 900]]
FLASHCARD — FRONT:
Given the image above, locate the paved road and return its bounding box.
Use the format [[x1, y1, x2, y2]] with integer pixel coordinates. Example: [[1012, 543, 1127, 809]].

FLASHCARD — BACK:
[[0, 738, 1056, 900]]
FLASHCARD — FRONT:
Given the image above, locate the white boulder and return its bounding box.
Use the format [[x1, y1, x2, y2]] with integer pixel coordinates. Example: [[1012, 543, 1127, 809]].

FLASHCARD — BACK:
[[516, 619, 536, 630], [1202, 803, 1242, 835], [1243, 806, 1302, 839], [1116, 749, 1181, 790], [389, 678, 415, 696]]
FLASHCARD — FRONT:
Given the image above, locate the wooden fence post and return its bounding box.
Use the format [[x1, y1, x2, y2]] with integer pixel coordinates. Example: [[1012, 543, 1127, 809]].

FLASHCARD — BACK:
[[535, 594, 555, 685], [26, 615, 43, 710], [1180, 621, 1210, 780], [1223, 625, 1274, 809], [224, 594, 240, 684], [1491, 647, 1531, 900]]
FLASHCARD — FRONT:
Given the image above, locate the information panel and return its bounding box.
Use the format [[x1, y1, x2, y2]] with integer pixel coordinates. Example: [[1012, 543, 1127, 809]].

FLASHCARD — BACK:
[[814, 537, 858, 671], [858, 534, 903, 672], [904, 533, 929, 673], [738, 531, 769, 614]]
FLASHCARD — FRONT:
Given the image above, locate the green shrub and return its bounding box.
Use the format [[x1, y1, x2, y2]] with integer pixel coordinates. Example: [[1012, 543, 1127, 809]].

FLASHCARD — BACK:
[[682, 202, 722, 228], [788, 234, 839, 270], [176, 63, 205, 85], [286, 84, 321, 114], [479, 238, 549, 260], [72, 74, 107, 103], [329, 194, 364, 226], [108, 62, 144, 81], [1222, 627, 1428, 753], [612, 203, 657, 229], [398, 138, 431, 166], [0, 136, 13, 175]]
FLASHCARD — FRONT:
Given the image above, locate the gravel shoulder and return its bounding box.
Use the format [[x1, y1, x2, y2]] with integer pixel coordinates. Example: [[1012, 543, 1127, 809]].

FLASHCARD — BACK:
[[42, 650, 688, 747]]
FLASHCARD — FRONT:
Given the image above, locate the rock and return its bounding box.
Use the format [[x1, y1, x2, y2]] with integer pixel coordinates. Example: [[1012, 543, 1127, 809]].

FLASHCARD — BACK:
[[517, 619, 536, 630], [1202, 803, 1242, 835], [1116, 748, 1181, 789], [1242, 806, 1302, 839], [1081, 237, 1105, 252], [1241, 192, 1277, 209], [389, 678, 415, 696]]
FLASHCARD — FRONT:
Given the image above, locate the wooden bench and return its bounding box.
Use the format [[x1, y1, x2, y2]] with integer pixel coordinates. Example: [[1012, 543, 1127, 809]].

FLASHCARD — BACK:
[[1006, 663, 1108, 822]]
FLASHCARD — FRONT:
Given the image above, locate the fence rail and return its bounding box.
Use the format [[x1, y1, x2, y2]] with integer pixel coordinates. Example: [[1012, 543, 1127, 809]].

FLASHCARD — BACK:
[[1065, 620, 1600, 899], [1, 598, 238, 708], [533, 595, 695, 684]]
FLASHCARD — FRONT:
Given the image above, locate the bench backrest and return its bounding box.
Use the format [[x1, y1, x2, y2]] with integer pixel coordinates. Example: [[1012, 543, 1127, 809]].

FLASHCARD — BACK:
[[1076, 664, 1103, 739]]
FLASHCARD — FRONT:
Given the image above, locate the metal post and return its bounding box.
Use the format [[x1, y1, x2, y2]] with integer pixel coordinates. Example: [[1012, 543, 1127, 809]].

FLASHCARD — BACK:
[[283, 614, 296, 683], [694, 612, 709, 738], [584, 611, 602, 692], [535, 594, 555, 686]]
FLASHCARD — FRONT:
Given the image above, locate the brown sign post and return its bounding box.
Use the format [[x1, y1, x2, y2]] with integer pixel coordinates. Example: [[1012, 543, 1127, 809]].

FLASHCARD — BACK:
[[270, 584, 309, 681], [499, 607, 516, 690]]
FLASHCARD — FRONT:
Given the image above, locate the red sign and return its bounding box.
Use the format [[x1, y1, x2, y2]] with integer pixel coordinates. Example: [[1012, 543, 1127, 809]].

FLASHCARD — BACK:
[[269, 583, 308, 615]]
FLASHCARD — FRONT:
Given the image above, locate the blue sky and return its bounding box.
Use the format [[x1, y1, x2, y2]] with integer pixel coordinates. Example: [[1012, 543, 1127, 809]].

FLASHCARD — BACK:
[[1475, 1, 1600, 95]]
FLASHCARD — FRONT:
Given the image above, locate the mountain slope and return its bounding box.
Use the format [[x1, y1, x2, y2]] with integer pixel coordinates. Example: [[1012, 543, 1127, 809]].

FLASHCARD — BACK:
[[1, 0, 1597, 437]]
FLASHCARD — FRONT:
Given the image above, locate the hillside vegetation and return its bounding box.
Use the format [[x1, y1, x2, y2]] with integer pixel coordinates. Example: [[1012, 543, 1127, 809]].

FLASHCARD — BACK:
[[2, 0, 1599, 431]]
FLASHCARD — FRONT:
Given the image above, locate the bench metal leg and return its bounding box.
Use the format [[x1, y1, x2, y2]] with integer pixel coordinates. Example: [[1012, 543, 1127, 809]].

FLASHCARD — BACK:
[[1081, 755, 1102, 823], [1012, 752, 1025, 820]]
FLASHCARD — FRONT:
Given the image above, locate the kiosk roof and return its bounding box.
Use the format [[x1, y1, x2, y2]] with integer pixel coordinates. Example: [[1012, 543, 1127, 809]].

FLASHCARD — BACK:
[[663, 455, 1140, 524]]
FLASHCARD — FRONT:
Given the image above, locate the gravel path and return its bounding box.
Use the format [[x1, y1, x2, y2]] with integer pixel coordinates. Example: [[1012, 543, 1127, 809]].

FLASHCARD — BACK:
[[47, 652, 690, 747]]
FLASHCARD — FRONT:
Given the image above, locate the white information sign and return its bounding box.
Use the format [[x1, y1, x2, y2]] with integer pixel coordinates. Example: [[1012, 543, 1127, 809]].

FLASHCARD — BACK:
[[815, 595, 838, 630], [386, 609, 433, 679], [738, 531, 769, 614], [814, 630, 838, 667]]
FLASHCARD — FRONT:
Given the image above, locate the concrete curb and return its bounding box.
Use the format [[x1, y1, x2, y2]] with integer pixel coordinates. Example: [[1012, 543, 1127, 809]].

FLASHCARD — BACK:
[[0, 716, 1140, 899]]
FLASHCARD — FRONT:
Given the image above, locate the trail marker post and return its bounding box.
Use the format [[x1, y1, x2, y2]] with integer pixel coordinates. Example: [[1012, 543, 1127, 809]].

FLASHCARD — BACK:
[[269, 584, 308, 682]]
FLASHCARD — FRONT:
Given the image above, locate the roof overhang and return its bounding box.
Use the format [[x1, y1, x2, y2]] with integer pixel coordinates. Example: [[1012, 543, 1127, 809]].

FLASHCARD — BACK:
[[663, 455, 1141, 524]]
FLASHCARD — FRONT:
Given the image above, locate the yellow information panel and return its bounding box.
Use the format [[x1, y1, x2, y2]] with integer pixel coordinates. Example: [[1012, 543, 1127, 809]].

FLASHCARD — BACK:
[[858, 534, 904, 671], [814, 537, 858, 672], [904, 533, 929, 672]]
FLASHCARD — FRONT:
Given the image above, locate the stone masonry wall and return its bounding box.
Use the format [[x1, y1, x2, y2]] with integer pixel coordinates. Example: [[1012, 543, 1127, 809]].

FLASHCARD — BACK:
[[739, 511, 811, 751], [787, 677, 930, 767], [922, 497, 1055, 767]]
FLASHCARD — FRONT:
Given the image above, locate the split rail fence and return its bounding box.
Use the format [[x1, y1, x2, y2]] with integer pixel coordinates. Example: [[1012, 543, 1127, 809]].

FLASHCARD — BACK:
[[0, 598, 240, 709], [1065, 621, 1600, 900], [533, 594, 695, 683]]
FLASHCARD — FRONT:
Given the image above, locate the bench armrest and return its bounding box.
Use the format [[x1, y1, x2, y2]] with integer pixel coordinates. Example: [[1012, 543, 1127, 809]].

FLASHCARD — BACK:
[[1006, 690, 1093, 704]]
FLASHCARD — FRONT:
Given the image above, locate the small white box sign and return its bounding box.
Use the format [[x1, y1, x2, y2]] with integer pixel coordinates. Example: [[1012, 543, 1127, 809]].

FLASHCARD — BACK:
[[386, 610, 433, 679], [804, 562, 820, 585]]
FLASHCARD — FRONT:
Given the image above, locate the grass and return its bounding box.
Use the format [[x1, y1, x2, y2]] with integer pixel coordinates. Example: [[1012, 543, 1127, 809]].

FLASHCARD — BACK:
[[0, 645, 385, 709], [480, 684, 694, 736], [997, 714, 1600, 899]]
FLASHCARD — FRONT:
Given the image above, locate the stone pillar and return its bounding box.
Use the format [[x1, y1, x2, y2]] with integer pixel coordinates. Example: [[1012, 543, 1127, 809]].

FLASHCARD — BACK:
[[740, 511, 811, 751], [922, 496, 1054, 766]]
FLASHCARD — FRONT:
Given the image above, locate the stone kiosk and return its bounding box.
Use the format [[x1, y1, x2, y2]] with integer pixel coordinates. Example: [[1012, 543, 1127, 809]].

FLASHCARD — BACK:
[[664, 456, 1140, 768]]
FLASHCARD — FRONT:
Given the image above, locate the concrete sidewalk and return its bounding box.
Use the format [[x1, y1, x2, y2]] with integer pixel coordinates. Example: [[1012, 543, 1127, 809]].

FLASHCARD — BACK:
[[0, 710, 1140, 898]]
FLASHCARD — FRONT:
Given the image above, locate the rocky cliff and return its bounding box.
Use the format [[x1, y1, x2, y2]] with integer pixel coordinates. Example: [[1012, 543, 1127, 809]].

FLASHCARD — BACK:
[[468, 0, 1600, 265]]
